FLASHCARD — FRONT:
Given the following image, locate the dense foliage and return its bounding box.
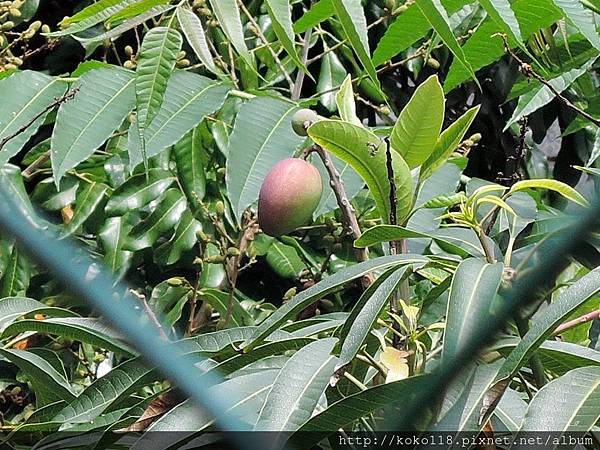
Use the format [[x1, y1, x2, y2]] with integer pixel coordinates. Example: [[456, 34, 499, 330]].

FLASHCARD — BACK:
[[1, 0, 600, 448]]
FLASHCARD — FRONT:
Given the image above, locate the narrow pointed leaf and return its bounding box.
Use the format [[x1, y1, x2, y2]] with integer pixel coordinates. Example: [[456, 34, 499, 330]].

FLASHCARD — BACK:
[[265, 0, 307, 74], [105, 169, 175, 216], [0, 246, 30, 298], [53, 358, 155, 428], [336, 75, 361, 126], [51, 67, 135, 186], [155, 209, 202, 266], [336, 266, 409, 369], [173, 127, 206, 208], [0, 71, 66, 165], [390, 75, 445, 168], [330, 0, 379, 88], [552, 0, 600, 51], [443, 258, 503, 364], [126, 188, 188, 251], [240, 255, 428, 352], [177, 7, 217, 74], [509, 179, 589, 207], [255, 338, 338, 432], [420, 105, 480, 180], [512, 367, 600, 444], [308, 120, 412, 223], [99, 216, 133, 278], [0, 297, 77, 334], [208, 0, 252, 66], [129, 72, 229, 169], [0, 349, 75, 406], [478, 0, 523, 43], [293, 0, 333, 34], [136, 26, 182, 152], [63, 182, 108, 236], [413, 0, 477, 86]]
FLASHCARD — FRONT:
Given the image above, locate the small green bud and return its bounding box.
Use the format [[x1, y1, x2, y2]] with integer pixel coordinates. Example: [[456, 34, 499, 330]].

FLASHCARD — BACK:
[[283, 287, 297, 300], [123, 60, 136, 70], [227, 247, 240, 257], [124, 45, 134, 56], [177, 58, 190, 67], [379, 105, 391, 115], [177, 50, 186, 59], [41, 24, 50, 34], [196, 229, 210, 242], [215, 200, 225, 215], [205, 255, 225, 264], [167, 277, 184, 286], [2, 21, 15, 30], [8, 8, 20, 17], [469, 133, 482, 143], [463, 139, 475, 147], [4, 63, 16, 70], [426, 57, 440, 70]]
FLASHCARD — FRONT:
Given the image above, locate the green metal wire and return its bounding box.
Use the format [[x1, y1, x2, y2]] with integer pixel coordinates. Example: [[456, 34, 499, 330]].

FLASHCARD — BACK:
[[0, 188, 267, 449]]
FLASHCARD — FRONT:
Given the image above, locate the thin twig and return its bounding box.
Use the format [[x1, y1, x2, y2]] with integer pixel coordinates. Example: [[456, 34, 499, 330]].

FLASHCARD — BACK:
[[311, 145, 368, 263], [0, 88, 78, 152], [292, 29, 312, 101], [554, 308, 600, 335], [130, 289, 169, 341], [22, 151, 50, 180], [238, 0, 294, 92], [497, 33, 600, 128]]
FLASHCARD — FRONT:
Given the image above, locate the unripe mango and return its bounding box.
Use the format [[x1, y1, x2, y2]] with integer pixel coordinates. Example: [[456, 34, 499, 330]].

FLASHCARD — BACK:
[[258, 158, 322, 236], [291, 108, 318, 136]]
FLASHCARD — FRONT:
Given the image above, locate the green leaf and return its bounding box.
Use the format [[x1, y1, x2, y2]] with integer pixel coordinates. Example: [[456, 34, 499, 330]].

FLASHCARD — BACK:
[[477, 0, 523, 44], [51, 68, 135, 186], [132, 371, 278, 444], [76, 5, 175, 43], [98, 216, 133, 279], [0, 245, 30, 297], [420, 105, 480, 180], [552, 0, 600, 51], [197, 289, 254, 327], [225, 96, 302, 220], [53, 358, 154, 428], [0, 297, 77, 334], [0, 349, 75, 406], [136, 26, 182, 163], [443, 258, 503, 364], [355, 225, 431, 248], [2, 317, 135, 355], [371, 0, 469, 66], [0, 165, 44, 226], [494, 339, 600, 376], [505, 61, 595, 130], [484, 267, 600, 421], [208, 0, 252, 67], [177, 7, 218, 75], [335, 75, 361, 126], [155, 210, 202, 266], [173, 127, 206, 208], [336, 266, 409, 369], [63, 182, 108, 236], [293, 0, 333, 34], [390, 75, 445, 168], [508, 179, 589, 207], [413, 0, 477, 87], [129, 72, 229, 169], [330, 0, 379, 88], [307, 120, 412, 223], [49, 0, 140, 36], [512, 367, 600, 441], [105, 169, 175, 216], [240, 254, 427, 352], [265, 241, 305, 279], [287, 376, 428, 449], [106, 0, 169, 25], [126, 188, 188, 251], [316, 51, 347, 112], [0, 71, 66, 165], [444, 0, 563, 92], [255, 338, 338, 432], [265, 0, 307, 74]]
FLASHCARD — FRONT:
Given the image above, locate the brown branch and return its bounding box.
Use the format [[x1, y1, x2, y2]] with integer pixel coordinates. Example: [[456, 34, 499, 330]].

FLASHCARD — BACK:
[[311, 145, 368, 263], [554, 308, 600, 335], [130, 289, 169, 341], [496, 33, 600, 128], [291, 29, 312, 101], [0, 88, 78, 153]]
